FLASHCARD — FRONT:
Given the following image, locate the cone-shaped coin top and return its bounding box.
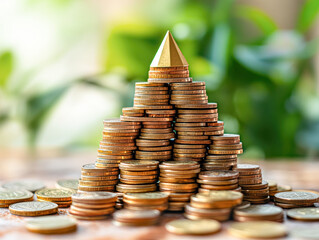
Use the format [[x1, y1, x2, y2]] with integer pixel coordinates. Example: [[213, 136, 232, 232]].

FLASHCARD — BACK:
[[150, 31, 188, 67]]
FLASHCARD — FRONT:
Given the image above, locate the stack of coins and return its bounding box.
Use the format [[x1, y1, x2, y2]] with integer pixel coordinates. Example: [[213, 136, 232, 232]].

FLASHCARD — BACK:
[[113, 209, 160, 226], [274, 191, 319, 208], [185, 191, 243, 221], [0, 189, 34, 208], [159, 161, 200, 211], [117, 160, 159, 193], [122, 107, 144, 117], [268, 181, 292, 200], [148, 66, 191, 83], [36, 188, 74, 208], [233, 204, 284, 222], [132, 82, 171, 110], [97, 119, 140, 169], [197, 171, 240, 193], [123, 192, 168, 211], [78, 164, 119, 192], [69, 192, 117, 220], [115, 193, 124, 209], [204, 134, 242, 171], [234, 164, 269, 204]]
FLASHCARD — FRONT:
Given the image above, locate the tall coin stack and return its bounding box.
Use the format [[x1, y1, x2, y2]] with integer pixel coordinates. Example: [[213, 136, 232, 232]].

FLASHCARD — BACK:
[[204, 134, 242, 171], [172, 83, 220, 164], [117, 160, 159, 193], [234, 164, 270, 204], [159, 161, 200, 211]]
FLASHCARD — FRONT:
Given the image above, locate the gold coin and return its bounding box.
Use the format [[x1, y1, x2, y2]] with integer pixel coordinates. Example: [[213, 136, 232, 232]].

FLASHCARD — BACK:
[[9, 201, 58, 216], [72, 192, 117, 204], [25, 215, 77, 234], [228, 221, 287, 239], [287, 207, 319, 221], [113, 209, 160, 222], [2, 180, 45, 192], [36, 188, 75, 201], [165, 219, 221, 235], [234, 204, 283, 217], [56, 179, 78, 191], [0, 189, 33, 204], [175, 103, 217, 109]]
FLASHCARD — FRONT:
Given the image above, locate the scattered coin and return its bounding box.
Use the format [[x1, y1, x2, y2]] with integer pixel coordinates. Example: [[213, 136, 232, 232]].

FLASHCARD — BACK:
[[287, 207, 319, 221], [25, 215, 77, 234], [2, 180, 45, 192], [228, 221, 287, 239], [9, 201, 58, 216], [0, 189, 33, 206], [165, 219, 221, 235], [56, 179, 79, 191], [113, 209, 160, 226]]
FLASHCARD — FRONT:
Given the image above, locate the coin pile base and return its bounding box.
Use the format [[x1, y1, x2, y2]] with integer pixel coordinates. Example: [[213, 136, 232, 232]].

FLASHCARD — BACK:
[[69, 192, 117, 220], [159, 161, 199, 211], [186, 191, 243, 221], [113, 209, 160, 226], [123, 192, 168, 211]]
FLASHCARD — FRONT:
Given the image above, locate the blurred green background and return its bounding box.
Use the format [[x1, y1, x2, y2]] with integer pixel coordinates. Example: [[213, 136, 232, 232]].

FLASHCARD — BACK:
[[1, 0, 319, 160]]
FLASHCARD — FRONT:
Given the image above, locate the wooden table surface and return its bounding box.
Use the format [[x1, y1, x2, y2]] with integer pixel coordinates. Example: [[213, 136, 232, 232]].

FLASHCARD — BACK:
[[0, 151, 319, 240]]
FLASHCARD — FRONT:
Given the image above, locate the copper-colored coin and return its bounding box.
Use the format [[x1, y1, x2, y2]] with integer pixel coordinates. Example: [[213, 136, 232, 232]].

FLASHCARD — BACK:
[[113, 209, 160, 223], [208, 149, 243, 155], [78, 185, 115, 192], [120, 170, 157, 176], [234, 164, 260, 174], [241, 181, 268, 190], [136, 139, 170, 147], [116, 184, 157, 193], [197, 178, 238, 186], [120, 178, 156, 184], [148, 77, 192, 84], [138, 146, 172, 151], [120, 174, 157, 180], [200, 184, 239, 190], [160, 173, 198, 179], [135, 82, 166, 87], [175, 139, 211, 145], [78, 180, 118, 187], [72, 192, 117, 204], [199, 171, 239, 180], [160, 160, 199, 170], [135, 86, 168, 91], [175, 103, 217, 109], [119, 160, 159, 171], [159, 183, 198, 190], [174, 144, 206, 149], [159, 177, 195, 184], [69, 206, 115, 216], [175, 122, 206, 127]]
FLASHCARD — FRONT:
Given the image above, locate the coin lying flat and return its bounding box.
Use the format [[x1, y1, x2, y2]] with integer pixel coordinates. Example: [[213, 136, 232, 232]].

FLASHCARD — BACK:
[[275, 191, 319, 204], [25, 216, 77, 234], [165, 219, 221, 235], [56, 179, 79, 191], [36, 188, 75, 201], [113, 209, 160, 226], [2, 180, 45, 192], [9, 201, 58, 216], [0, 189, 33, 204], [287, 208, 319, 221], [228, 221, 287, 239]]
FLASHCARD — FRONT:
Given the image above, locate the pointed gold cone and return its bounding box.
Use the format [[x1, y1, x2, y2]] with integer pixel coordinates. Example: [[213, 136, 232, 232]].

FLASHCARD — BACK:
[[150, 31, 188, 67]]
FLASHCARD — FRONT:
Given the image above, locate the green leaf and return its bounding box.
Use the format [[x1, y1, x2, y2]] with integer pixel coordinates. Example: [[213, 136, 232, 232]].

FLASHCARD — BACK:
[[0, 51, 14, 88], [211, 0, 235, 24], [237, 6, 278, 35], [297, 0, 319, 33], [209, 23, 231, 77], [25, 84, 70, 134]]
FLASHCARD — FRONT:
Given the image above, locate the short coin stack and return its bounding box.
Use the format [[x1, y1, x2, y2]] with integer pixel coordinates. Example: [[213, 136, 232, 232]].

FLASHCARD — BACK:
[[185, 191, 243, 221], [78, 164, 119, 192], [234, 164, 269, 204], [36, 188, 75, 208], [123, 192, 168, 211], [0, 189, 33, 208], [97, 119, 140, 169], [159, 161, 199, 211], [197, 171, 240, 193], [26, 216, 77, 234], [113, 209, 160, 226], [204, 134, 242, 171], [233, 204, 284, 222], [69, 192, 117, 220], [274, 191, 319, 208], [117, 160, 159, 193], [268, 181, 292, 199]]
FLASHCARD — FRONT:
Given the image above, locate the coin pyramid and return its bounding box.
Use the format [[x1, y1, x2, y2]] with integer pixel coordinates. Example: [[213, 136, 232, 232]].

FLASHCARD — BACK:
[[76, 31, 270, 213]]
